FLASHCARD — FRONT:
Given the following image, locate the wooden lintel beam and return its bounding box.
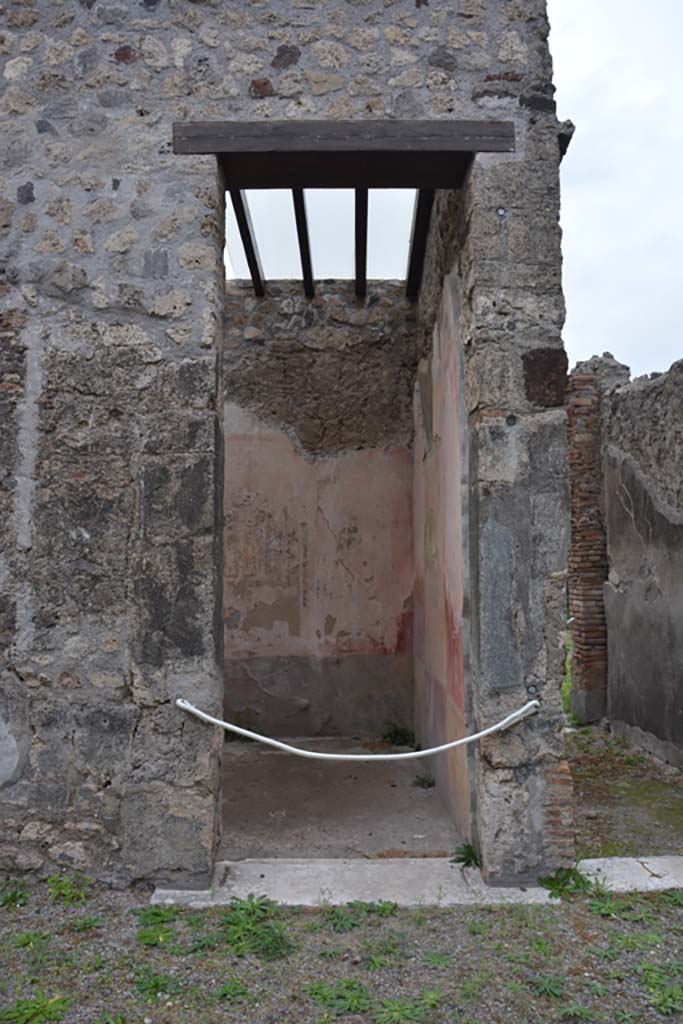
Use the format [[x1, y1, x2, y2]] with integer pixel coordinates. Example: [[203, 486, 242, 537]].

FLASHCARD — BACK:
[[175, 119, 515, 156], [355, 188, 368, 300], [229, 189, 265, 297], [405, 189, 435, 301], [292, 188, 315, 299]]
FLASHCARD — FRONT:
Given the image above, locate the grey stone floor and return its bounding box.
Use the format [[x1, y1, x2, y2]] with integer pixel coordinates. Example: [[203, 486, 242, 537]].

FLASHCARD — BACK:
[[218, 738, 461, 861]]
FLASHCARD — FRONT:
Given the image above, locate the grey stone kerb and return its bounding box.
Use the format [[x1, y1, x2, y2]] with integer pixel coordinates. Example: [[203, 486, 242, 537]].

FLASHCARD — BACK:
[[1, 0, 572, 887]]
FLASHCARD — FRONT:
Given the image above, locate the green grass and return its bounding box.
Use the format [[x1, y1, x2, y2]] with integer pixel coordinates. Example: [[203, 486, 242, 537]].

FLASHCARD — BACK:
[[1, 882, 681, 1023]]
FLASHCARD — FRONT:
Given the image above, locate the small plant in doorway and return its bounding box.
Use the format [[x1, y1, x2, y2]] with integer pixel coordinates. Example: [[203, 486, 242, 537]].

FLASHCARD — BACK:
[[412, 771, 436, 789], [450, 843, 481, 869], [382, 723, 416, 747]]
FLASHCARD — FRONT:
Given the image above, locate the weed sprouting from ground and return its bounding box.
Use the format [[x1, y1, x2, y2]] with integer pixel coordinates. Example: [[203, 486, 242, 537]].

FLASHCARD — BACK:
[[529, 973, 566, 999], [68, 915, 102, 934], [46, 873, 91, 908], [136, 923, 175, 947], [133, 905, 178, 926], [306, 978, 373, 1016], [133, 966, 184, 1001], [423, 951, 451, 969], [557, 1003, 596, 1021], [0, 880, 29, 910], [639, 959, 683, 1016], [211, 976, 251, 1003], [220, 895, 293, 960], [538, 866, 592, 899], [0, 992, 69, 1023], [373, 990, 440, 1023], [14, 931, 52, 972]]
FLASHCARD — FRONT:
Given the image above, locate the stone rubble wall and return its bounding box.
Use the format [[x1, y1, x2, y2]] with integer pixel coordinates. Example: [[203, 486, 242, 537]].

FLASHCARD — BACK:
[[415, 9, 575, 879], [602, 362, 683, 766], [567, 354, 683, 766], [1, 0, 574, 886]]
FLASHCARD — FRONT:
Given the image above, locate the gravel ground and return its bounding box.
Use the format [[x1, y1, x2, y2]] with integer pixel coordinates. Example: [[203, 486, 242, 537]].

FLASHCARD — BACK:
[[567, 726, 683, 858], [1, 875, 682, 1023]]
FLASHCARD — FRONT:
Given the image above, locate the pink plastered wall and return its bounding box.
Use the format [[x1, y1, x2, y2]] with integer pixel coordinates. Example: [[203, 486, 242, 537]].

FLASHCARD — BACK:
[[223, 402, 415, 734], [413, 286, 470, 835], [224, 403, 413, 659]]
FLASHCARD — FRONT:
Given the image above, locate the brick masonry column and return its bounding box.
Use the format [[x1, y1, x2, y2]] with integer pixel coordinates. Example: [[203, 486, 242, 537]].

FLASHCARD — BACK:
[[566, 372, 608, 722]]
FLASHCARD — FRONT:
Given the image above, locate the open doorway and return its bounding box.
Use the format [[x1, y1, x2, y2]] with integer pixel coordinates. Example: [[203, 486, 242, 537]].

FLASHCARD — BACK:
[[219, 277, 464, 861]]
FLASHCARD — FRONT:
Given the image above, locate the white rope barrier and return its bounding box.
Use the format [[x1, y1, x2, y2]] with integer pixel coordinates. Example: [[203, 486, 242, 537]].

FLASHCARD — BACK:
[[175, 697, 541, 762]]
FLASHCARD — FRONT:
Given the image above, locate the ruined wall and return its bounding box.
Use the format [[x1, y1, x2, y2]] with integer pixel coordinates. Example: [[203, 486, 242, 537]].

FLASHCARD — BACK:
[[1, 5, 228, 882], [566, 355, 630, 723], [222, 283, 415, 735], [413, 274, 471, 834], [1, 0, 574, 886], [602, 361, 683, 766], [414, 16, 575, 879]]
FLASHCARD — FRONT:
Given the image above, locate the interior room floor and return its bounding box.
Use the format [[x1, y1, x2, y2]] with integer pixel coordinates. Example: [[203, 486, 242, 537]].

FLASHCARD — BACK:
[[219, 738, 461, 861]]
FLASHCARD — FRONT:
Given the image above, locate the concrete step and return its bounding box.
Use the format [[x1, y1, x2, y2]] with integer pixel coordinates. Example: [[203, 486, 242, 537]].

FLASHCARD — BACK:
[[153, 857, 550, 908], [151, 855, 683, 908]]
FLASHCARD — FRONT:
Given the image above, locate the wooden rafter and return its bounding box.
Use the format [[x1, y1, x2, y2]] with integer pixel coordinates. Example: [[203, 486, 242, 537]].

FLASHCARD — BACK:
[[405, 189, 435, 301], [228, 190, 265, 297], [292, 189, 314, 299], [355, 188, 368, 300]]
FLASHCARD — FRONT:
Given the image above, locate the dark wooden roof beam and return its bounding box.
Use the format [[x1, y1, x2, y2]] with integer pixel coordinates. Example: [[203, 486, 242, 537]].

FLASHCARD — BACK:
[[292, 188, 315, 299], [229, 189, 265, 298], [406, 189, 436, 301], [355, 188, 368, 300]]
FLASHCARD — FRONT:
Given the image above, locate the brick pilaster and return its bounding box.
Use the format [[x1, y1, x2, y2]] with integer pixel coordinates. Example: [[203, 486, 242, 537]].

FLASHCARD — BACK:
[[566, 373, 608, 721]]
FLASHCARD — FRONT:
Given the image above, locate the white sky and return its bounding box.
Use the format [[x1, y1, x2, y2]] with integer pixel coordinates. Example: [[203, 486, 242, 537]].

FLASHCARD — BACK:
[[226, 1, 682, 378], [549, 0, 682, 377]]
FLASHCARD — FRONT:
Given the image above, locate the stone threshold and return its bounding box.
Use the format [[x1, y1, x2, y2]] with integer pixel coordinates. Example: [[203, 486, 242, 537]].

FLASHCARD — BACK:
[[151, 856, 683, 908]]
